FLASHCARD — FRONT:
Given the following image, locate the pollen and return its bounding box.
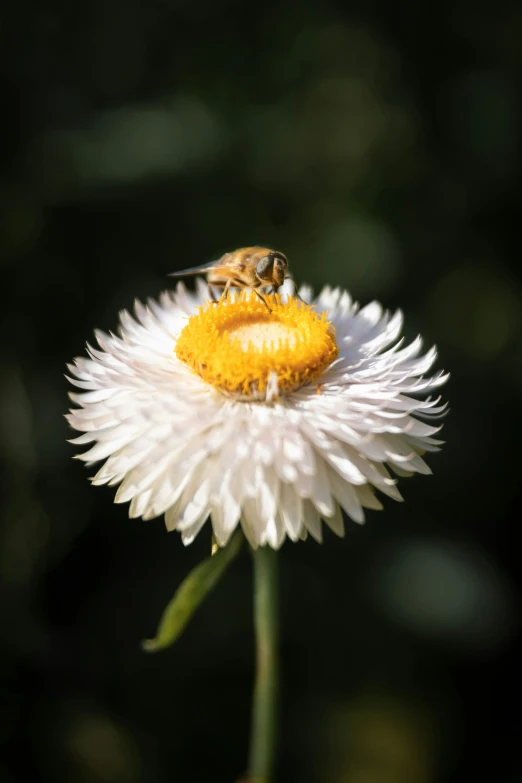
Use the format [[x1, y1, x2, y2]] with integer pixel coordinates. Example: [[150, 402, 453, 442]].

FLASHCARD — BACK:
[[175, 292, 339, 399]]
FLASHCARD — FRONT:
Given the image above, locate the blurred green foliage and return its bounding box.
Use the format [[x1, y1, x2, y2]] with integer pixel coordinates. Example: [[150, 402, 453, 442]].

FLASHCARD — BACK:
[[1, 1, 521, 781]]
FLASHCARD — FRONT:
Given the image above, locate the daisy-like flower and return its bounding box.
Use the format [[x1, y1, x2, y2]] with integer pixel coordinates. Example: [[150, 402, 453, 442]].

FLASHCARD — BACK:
[[66, 282, 447, 549]]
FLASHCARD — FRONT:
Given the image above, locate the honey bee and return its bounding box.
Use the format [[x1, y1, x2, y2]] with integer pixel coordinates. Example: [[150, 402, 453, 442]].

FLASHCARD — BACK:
[[168, 246, 297, 312]]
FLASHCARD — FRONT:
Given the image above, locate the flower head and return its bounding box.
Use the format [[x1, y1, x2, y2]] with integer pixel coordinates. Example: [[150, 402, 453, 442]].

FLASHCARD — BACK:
[[66, 282, 447, 549]]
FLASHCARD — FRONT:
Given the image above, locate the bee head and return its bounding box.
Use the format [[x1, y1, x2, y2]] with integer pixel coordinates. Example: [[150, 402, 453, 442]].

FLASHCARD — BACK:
[[256, 251, 288, 288]]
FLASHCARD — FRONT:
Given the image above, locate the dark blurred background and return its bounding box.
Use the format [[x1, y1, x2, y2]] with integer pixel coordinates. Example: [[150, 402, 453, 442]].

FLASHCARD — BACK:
[[1, 1, 521, 781]]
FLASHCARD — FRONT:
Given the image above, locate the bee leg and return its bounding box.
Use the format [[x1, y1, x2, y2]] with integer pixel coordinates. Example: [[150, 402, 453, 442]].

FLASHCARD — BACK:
[[219, 278, 234, 303], [253, 288, 273, 313], [290, 278, 306, 305], [208, 283, 218, 303]]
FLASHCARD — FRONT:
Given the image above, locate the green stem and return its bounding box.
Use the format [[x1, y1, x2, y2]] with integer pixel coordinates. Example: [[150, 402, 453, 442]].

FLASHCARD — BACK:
[[248, 545, 279, 783]]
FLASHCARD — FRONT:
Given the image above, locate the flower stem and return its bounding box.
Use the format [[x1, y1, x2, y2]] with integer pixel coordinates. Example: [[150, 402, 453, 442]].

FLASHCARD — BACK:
[[248, 545, 279, 783]]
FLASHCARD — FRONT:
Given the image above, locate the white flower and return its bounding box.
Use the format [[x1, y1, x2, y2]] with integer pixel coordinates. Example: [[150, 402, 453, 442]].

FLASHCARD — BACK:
[[66, 282, 448, 549]]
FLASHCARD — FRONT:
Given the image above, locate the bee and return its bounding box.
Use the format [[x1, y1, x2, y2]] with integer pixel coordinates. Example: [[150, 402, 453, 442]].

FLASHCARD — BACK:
[[168, 246, 297, 312]]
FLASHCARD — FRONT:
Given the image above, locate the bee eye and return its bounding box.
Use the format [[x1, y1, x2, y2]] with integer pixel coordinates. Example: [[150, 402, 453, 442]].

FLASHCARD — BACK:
[[256, 255, 274, 279]]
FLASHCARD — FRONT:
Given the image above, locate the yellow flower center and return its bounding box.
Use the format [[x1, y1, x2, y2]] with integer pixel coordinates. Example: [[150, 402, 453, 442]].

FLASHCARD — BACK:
[[175, 292, 339, 399]]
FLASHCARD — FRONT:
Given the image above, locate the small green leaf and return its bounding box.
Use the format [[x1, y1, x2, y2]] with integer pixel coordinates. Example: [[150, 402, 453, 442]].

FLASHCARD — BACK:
[[142, 531, 243, 653]]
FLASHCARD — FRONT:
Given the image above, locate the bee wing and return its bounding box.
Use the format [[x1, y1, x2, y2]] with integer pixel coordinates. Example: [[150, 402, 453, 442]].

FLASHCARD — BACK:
[[168, 260, 223, 278]]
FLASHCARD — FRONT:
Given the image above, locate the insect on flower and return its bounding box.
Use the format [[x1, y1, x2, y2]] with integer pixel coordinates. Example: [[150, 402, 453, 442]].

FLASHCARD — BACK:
[[168, 246, 298, 311]]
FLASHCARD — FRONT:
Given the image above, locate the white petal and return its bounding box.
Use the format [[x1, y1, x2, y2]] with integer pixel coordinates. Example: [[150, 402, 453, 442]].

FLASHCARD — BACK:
[[328, 468, 365, 524], [211, 470, 242, 546], [260, 515, 286, 549], [324, 503, 345, 537], [279, 482, 304, 542], [181, 509, 211, 545], [241, 498, 263, 549], [302, 499, 323, 543], [310, 457, 335, 518], [256, 466, 280, 522], [356, 483, 383, 511]]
